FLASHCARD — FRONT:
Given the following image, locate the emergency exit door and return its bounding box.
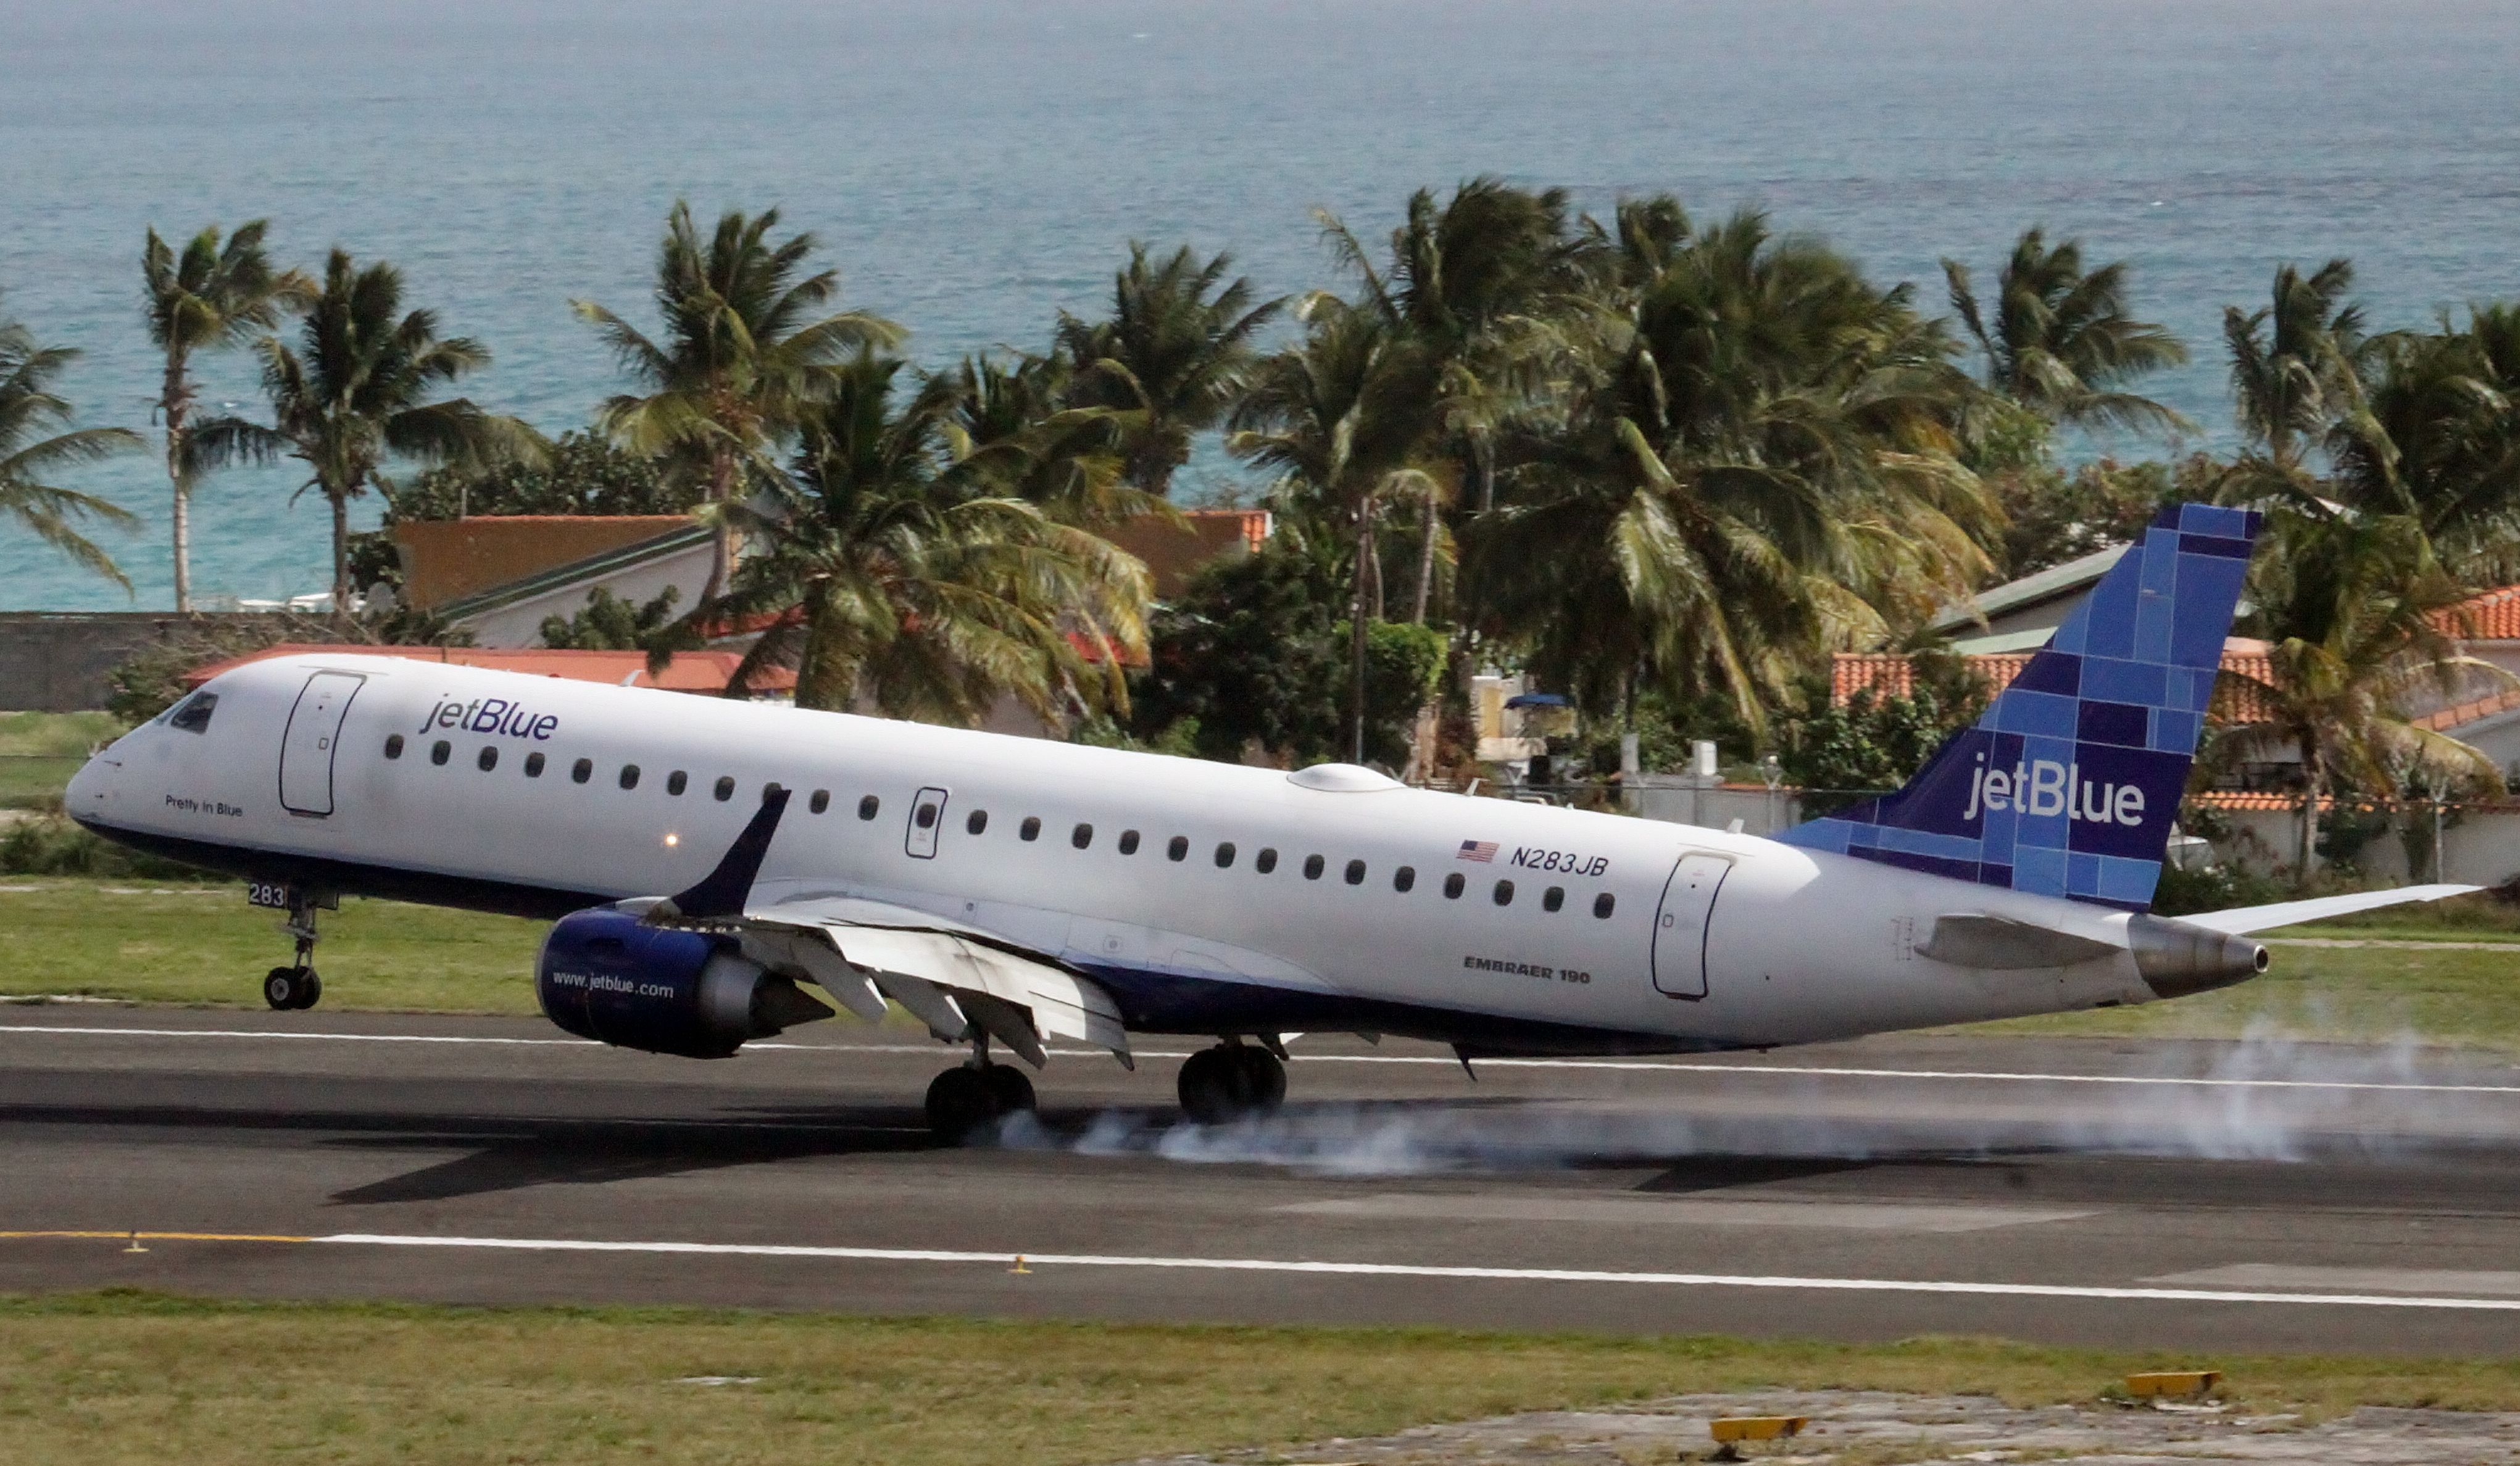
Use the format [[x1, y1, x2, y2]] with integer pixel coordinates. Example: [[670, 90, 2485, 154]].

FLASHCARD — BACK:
[[1650, 851, 1731, 999], [278, 671, 365, 817]]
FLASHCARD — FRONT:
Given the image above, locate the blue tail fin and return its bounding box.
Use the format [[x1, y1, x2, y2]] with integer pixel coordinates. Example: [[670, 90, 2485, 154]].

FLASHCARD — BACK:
[[1780, 502, 2262, 911]]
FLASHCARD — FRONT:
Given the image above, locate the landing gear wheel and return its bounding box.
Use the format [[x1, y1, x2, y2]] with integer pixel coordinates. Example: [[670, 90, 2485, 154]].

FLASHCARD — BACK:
[[924, 1066, 1002, 1143], [983, 1064, 1036, 1114], [1177, 1045, 1284, 1124], [263, 966, 321, 1011]]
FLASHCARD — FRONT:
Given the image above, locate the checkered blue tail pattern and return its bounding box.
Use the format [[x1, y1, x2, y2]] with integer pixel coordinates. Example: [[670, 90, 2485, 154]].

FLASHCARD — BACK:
[[1779, 502, 2263, 912]]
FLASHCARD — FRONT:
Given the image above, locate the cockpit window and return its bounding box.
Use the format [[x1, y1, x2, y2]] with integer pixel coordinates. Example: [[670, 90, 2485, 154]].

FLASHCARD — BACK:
[[167, 692, 217, 734]]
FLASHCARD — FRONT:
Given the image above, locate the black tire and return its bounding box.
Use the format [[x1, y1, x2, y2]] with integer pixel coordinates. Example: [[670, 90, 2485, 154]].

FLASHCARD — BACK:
[[983, 1064, 1036, 1114], [263, 967, 300, 1011], [1178, 1045, 1273, 1125], [924, 1066, 1002, 1143], [1235, 1046, 1287, 1109], [289, 969, 323, 1010]]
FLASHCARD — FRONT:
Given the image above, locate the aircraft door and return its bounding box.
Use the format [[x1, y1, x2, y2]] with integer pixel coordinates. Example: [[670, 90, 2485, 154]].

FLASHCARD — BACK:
[[278, 671, 366, 818], [1649, 851, 1732, 1000], [905, 786, 949, 859]]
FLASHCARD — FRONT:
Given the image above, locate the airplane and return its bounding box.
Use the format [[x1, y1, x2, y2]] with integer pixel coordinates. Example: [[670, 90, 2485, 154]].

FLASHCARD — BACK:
[[64, 502, 2471, 1140]]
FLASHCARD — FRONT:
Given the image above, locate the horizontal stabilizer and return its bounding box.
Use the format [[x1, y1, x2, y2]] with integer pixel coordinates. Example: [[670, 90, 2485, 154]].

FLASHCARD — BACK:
[[2179, 884, 2481, 935], [1916, 914, 2121, 969]]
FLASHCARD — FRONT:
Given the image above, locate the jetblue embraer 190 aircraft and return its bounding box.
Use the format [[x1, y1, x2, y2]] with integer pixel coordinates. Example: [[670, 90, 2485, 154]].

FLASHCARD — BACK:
[[66, 503, 2470, 1137]]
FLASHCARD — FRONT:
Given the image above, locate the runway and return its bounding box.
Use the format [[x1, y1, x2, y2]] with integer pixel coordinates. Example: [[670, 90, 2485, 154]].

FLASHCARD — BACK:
[[4, 1008, 2519, 1354]]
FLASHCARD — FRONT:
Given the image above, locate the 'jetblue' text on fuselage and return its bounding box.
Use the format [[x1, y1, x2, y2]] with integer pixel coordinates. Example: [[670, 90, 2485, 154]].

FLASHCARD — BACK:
[[420, 696, 559, 740]]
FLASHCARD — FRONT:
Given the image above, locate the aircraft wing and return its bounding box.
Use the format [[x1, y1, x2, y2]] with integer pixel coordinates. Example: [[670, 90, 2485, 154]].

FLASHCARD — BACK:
[[738, 896, 1131, 1069], [2178, 884, 2481, 935], [622, 787, 1129, 1069]]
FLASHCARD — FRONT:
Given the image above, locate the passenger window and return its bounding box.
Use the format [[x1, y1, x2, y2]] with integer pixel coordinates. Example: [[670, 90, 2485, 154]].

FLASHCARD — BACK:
[[1215, 842, 1236, 868], [1020, 816, 1041, 842], [809, 789, 830, 814], [967, 810, 989, 835], [1344, 859, 1366, 885], [1394, 866, 1415, 893], [666, 771, 687, 796], [1493, 879, 1515, 906], [1168, 836, 1189, 862], [1543, 886, 1565, 913], [1118, 830, 1141, 855], [1593, 892, 1616, 919], [1303, 854, 1325, 880], [524, 752, 545, 778], [1444, 872, 1466, 899], [572, 758, 593, 784], [383, 734, 404, 760], [167, 691, 218, 733], [917, 803, 939, 829], [714, 776, 736, 801], [618, 764, 640, 790], [1073, 822, 1094, 849], [431, 740, 451, 766], [1255, 848, 1278, 874], [476, 746, 498, 772], [858, 795, 880, 820]]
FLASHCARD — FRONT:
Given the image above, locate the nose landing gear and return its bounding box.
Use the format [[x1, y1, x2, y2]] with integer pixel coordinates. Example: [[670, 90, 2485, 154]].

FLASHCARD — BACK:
[[262, 890, 325, 1011], [1176, 1040, 1286, 1124]]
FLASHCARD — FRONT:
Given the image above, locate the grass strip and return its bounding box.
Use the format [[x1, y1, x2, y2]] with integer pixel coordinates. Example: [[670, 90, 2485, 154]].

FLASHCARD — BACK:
[[0, 1291, 2515, 1466]]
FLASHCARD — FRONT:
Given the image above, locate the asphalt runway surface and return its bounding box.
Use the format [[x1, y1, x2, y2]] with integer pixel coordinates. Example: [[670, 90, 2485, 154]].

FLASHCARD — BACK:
[[4, 1007, 2519, 1354]]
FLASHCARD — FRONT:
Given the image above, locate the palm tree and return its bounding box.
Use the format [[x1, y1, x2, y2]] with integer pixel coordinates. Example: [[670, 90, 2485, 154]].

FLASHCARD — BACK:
[[1229, 296, 1440, 761], [576, 204, 903, 598], [2224, 259, 2367, 479], [942, 350, 1173, 534], [1318, 177, 1594, 515], [1942, 228, 2187, 434], [712, 352, 1149, 723], [191, 249, 541, 619], [0, 307, 142, 588], [1054, 243, 1281, 497], [2330, 305, 2520, 580], [2224, 506, 2503, 882], [142, 220, 310, 610], [1471, 210, 1995, 731]]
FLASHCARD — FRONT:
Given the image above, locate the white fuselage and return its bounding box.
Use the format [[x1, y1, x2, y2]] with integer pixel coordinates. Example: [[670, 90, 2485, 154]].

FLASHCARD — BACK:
[[69, 654, 2164, 1053]]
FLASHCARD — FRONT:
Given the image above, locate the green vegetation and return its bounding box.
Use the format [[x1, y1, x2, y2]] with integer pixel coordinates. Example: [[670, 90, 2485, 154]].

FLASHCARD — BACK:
[[0, 711, 120, 810], [0, 299, 142, 589], [0, 1293, 2514, 1466], [0, 883, 541, 1013]]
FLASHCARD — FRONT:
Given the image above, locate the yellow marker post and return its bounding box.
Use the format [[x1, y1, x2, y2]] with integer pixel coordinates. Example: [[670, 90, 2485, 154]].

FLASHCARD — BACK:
[[2125, 1370, 2221, 1398], [122, 1230, 147, 1254], [1708, 1416, 1808, 1460], [1008, 1254, 1032, 1274]]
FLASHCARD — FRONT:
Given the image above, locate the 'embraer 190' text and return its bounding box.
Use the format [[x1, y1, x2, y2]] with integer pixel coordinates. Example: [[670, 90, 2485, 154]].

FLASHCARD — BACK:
[[420, 695, 559, 740], [1961, 753, 2145, 826]]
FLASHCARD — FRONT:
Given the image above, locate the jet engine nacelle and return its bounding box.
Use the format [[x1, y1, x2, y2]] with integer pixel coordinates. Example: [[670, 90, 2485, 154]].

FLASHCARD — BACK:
[[536, 908, 833, 1058]]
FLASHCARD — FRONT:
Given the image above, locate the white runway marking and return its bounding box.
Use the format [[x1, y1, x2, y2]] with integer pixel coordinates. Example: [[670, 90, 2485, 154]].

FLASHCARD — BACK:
[[1276, 1193, 2096, 1232], [2148, 1264, 2520, 1298], [315, 1232, 2520, 1311], [5, 1024, 2519, 1095]]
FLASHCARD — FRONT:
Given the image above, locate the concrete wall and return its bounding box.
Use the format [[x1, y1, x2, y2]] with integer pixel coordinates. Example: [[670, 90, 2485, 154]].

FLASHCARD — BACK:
[[2212, 802, 2520, 888], [0, 613, 265, 712], [1624, 776, 1804, 837]]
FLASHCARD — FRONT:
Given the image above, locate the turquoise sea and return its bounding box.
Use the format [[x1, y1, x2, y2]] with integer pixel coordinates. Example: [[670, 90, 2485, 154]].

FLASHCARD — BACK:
[[2, 0, 2515, 610]]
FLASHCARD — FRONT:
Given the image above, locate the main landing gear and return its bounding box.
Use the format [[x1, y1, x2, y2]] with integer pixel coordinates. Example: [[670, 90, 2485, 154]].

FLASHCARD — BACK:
[[262, 890, 324, 1011], [923, 1034, 1038, 1143], [1176, 1041, 1286, 1125]]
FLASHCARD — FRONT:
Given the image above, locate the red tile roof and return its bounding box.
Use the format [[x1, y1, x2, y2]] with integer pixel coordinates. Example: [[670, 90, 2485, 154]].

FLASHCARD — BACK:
[[181, 644, 795, 695], [1831, 642, 2277, 724], [2438, 585, 2520, 641]]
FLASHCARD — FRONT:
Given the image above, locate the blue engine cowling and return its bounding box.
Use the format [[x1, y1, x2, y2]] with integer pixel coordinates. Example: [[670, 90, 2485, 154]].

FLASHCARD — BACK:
[[536, 908, 833, 1058]]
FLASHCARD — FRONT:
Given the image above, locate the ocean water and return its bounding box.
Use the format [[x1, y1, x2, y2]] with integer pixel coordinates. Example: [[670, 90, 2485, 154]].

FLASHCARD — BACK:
[[1, 0, 2514, 611]]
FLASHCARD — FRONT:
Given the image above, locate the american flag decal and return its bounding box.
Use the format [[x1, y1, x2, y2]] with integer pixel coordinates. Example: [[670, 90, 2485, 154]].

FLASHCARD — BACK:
[[1457, 840, 1499, 863]]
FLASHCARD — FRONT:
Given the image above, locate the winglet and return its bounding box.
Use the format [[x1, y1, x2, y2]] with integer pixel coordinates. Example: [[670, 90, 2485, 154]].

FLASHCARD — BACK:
[[662, 786, 792, 919]]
